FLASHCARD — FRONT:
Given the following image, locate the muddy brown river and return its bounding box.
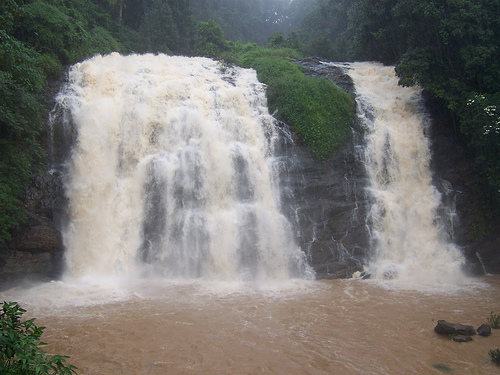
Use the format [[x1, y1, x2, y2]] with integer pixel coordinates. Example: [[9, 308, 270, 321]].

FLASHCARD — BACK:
[[2, 275, 499, 375]]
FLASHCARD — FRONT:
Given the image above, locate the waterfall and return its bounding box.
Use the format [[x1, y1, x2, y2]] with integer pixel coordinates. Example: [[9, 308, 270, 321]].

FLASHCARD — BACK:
[[342, 62, 466, 284], [54, 53, 311, 282]]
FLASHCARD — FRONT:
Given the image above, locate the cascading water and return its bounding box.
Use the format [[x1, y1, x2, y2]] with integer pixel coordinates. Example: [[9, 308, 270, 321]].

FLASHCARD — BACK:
[[54, 53, 311, 282], [340, 62, 466, 284]]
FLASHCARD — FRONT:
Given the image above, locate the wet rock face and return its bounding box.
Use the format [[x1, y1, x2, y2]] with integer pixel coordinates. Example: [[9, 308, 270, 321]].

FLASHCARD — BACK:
[[290, 58, 500, 278], [0, 72, 67, 289], [0, 173, 65, 288], [283, 138, 370, 279], [425, 92, 500, 275], [282, 59, 371, 279]]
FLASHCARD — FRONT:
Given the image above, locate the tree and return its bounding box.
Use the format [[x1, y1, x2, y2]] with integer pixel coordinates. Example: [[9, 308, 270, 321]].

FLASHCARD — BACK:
[[139, 0, 194, 54], [194, 19, 228, 57], [393, 0, 500, 198], [0, 25, 45, 246]]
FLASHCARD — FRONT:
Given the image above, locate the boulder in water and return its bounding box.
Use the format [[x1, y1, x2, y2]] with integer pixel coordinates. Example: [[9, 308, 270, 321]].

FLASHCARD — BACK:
[[434, 320, 476, 336], [477, 324, 492, 336]]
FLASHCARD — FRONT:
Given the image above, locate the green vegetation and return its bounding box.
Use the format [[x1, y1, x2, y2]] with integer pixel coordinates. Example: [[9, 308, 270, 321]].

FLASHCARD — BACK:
[[234, 45, 356, 160], [191, 0, 313, 45], [0, 301, 76, 374], [138, 0, 194, 54], [0, 0, 137, 246], [490, 348, 500, 365], [488, 311, 500, 329], [194, 20, 228, 58]]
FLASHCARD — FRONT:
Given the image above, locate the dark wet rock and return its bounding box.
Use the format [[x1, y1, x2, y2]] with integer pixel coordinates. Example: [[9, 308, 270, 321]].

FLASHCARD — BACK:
[[434, 320, 476, 336], [281, 134, 369, 279], [425, 91, 500, 275], [477, 324, 492, 337], [294, 58, 355, 95], [0, 171, 65, 289], [452, 335, 473, 342]]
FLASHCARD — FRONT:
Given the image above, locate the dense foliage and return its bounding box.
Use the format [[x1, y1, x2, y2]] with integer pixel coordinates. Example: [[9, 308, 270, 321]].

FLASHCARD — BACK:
[[138, 0, 194, 54], [191, 0, 314, 45], [194, 19, 229, 58], [0, 301, 76, 374], [1, 1, 48, 245]]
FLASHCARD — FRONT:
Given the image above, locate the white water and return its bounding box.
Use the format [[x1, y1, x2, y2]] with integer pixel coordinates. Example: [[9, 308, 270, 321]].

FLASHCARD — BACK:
[[55, 53, 311, 282], [342, 62, 466, 286]]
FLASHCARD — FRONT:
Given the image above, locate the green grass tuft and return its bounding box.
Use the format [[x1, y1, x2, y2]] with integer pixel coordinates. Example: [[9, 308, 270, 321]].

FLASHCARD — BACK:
[[233, 45, 356, 161]]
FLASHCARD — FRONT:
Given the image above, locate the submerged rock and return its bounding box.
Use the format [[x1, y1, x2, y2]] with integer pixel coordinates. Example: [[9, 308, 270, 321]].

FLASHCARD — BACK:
[[434, 320, 476, 336], [352, 270, 371, 280], [452, 335, 473, 342]]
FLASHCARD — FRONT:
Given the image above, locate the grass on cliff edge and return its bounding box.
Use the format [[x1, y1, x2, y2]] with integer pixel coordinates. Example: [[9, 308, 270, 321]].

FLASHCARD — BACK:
[[232, 45, 356, 161]]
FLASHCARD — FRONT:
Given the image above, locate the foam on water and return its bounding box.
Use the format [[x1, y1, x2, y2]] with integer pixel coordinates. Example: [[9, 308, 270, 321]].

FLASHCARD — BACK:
[[0, 277, 320, 317]]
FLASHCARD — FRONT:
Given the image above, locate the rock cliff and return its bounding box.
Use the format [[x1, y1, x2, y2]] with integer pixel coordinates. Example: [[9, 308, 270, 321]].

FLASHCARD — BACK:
[[1, 59, 499, 286]]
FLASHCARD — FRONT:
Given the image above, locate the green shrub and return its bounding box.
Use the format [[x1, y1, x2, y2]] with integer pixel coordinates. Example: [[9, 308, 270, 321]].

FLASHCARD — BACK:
[[268, 74, 355, 160], [236, 45, 301, 67], [0, 301, 77, 375], [489, 348, 500, 365], [20, 0, 125, 64], [488, 311, 500, 329], [234, 46, 356, 160]]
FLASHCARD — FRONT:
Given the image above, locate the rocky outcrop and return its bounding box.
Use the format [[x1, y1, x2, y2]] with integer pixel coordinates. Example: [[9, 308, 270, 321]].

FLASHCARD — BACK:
[[293, 58, 500, 278], [281, 133, 369, 279], [281, 59, 370, 279]]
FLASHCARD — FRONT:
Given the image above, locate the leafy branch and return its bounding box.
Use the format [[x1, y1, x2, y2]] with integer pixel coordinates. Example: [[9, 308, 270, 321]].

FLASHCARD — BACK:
[[0, 301, 77, 375]]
